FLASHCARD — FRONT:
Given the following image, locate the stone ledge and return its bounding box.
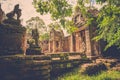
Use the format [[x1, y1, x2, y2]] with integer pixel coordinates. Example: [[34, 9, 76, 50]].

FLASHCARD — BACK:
[[80, 63, 107, 76]]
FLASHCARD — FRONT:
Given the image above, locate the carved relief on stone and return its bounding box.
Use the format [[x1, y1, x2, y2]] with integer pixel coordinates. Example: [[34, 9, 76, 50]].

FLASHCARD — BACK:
[[73, 13, 85, 27]]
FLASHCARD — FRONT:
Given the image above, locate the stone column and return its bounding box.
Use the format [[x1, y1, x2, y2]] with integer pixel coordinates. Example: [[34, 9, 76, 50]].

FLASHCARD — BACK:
[[70, 34, 74, 52], [23, 32, 27, 55], [61, 39, 64, 52], [59, 41, 61, 52], [76, 33, 79, 52], [53, 40, 56, 53], [0, 4, 4, 24], [85, 27, 92, 58], [48, 40, 51, 53]]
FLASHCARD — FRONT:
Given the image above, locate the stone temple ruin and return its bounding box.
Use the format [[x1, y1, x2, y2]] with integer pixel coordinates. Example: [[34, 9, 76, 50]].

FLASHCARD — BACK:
[[0, 3, 102, 58], [0, 4, 26, 55], [0, 4, 120, 80], [0, 4, 117, 58], [41, 9, 102, 58]]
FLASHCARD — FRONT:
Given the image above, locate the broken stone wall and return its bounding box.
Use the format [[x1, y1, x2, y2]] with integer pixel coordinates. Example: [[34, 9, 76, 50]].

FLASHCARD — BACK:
[[0, 25, 26, 55]]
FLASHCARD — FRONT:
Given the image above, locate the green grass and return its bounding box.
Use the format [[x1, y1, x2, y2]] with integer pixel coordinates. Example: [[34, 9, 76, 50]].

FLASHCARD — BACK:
[[55, 69, 120, 80]]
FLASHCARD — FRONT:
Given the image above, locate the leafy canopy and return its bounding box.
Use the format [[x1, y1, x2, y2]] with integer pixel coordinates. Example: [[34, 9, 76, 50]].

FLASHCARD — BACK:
[[94, 0, 120, 50], [33, 0, 78, 33], [26, 16, 47, 33], [33, 0, 72, 20], [48, 22, 61, 31], [33, 0, 120, 50], [26, 16, 49, 41]]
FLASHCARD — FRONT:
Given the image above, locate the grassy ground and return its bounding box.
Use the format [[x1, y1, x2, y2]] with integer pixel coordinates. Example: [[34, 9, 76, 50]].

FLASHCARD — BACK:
[[54, 68, 120, 80]]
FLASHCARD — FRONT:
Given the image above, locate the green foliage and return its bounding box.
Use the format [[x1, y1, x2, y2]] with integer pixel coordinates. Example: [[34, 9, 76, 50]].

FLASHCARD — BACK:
[[73, 0, 98, 30], [26, 16, 47, 35], [77, 0, 89, 5], [32, 0, 120, 50], [33, 0, 72, 20], [76, 0, 120, 50], [26, 16, 49, 42], [75, 1, 88, 17], [96, 0, 120, 6], [94, 0, 120, 50], [65, 20, 78, 34], [56, 68, 120, 80], [33, 0, 96, 34], [40, 33, 49, 41], [26, 16, 46, 29], [48, 22, 61, 31]]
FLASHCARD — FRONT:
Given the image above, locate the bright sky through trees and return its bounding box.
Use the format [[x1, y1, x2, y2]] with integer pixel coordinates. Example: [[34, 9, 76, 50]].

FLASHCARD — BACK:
[[0, 0, 101, 26], [0, 0, 103, 27]]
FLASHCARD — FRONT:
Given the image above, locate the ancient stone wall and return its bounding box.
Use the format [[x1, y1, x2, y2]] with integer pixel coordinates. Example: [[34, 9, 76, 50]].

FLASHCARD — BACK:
[[42, 9, 102, 58], [87, 26, 101, 57], [63, 36, 70, 52], [0, 55, 51, 80], [0, 4, 27, 55], [0, 25, 26, 55], [42, 26, 102, 58], [48, 29, 64, 53]]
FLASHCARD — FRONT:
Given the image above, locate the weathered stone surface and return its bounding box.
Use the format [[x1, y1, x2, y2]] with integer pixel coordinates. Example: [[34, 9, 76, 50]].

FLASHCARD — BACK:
[[41, 9, 102, 59], [26, 47, 42, 55], [48, 28, 64, 53], [95, 59, 118, 69], [80, 63, 107, 76], [111, 62, 120, 72], [0, 4, 5, 23], [0, 24, 26, 55], [112, 67, 120, 72], [0, 55, 51, 80], [0, 4, 27, 55]]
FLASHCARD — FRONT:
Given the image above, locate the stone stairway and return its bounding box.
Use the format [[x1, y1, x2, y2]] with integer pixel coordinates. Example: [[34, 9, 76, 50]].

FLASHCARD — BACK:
[[95, 58, 120, 71], [112, 60, 120, 71], [79, 58, 120, 75], [0, 55, 51, 80]]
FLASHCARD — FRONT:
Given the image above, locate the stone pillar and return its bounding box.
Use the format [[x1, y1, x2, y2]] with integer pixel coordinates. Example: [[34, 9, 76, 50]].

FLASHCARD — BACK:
[[48, 40, 51, 53], [94, 41, 101, 56], [98, 41, 101, 55], [85, 27, 93, 58], [59, 41, 61, 52], [61, 40, 63, 52], [76, 33, 79, 52], [0, 4, 4, 24], [23, 32, 27, 55], [70, 34, 74, 52], [53, 40, 56, 53]]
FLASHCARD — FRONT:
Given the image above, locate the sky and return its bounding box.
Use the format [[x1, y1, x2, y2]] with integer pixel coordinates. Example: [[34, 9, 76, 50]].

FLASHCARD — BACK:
[[0, 0, 53, 26], [0, 0, 77, 26], [0, 0, 102, 26]]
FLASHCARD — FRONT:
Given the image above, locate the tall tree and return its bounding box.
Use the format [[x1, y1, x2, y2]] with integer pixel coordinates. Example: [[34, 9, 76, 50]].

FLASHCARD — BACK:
[[76, 0, 120, 50], [26, 16, 47, 35], [48, 22, 62, 31], [32, 0, 76, 32], [26, 16, 49, 42], [94, 0, 120, 50]]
